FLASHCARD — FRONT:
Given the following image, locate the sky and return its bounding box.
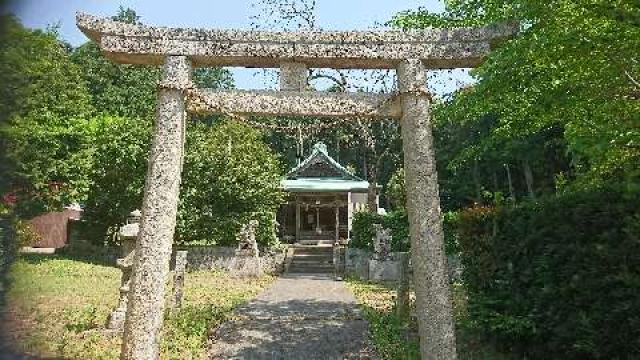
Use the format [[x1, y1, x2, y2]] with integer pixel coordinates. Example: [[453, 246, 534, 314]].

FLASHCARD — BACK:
[[5, 0, 474, 95]]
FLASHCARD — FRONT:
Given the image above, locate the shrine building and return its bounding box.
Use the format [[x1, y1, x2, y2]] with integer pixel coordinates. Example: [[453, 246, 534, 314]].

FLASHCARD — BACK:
[[277, 142, 378, 244]]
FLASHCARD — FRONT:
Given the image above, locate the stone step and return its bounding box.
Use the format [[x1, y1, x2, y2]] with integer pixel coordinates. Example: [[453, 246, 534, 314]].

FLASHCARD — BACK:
[[288, 265, 334, 273], [297, 239, 335, 246], [291, 260, 332, 265], [292, 247, 333, 254], [292, 253, 332, 259]]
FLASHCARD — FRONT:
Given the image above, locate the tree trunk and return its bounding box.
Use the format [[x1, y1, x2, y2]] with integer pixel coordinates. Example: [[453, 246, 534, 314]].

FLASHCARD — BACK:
[[367, 168, 378, 212], [523, 159, 535, 199], [505, 163, 516, 201]]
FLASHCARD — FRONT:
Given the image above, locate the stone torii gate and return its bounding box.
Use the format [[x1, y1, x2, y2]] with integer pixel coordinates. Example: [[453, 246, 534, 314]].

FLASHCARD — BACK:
[[77, 13, 515, 360]]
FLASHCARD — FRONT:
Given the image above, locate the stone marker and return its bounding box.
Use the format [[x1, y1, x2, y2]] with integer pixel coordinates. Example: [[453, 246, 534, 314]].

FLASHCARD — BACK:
[[170, 250, 188, 310], [107, 210, 140, 332], [235, 220, 259, 257], [372, 224, 392, 260]]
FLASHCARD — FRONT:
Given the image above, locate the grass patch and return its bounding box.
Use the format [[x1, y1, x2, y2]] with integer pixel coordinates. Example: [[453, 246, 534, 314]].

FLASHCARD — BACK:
[[347, 279, 512, 360], [6, 253, 274, 359]]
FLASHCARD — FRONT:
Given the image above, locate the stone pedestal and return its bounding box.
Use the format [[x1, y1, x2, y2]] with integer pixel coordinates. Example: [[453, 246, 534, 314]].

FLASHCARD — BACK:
[[368, 258, 402, 281], [230, 256, 263, 277]]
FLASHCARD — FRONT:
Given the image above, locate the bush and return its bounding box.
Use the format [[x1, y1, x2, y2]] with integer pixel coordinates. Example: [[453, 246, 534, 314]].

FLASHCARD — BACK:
[[351, 209, 459, 254], [14, 219, 41, 247], [457, 187, 640, 359], [350, 210, 410, 252]]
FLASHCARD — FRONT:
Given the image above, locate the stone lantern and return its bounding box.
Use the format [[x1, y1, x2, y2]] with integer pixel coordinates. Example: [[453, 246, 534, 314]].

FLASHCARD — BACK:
[[107, 210, 140, 331]]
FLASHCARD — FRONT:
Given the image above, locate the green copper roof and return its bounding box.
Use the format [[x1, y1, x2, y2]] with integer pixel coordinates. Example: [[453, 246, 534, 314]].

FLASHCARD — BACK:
[[286, 142, 363, 181], [282, 142, 370, 192], [281, 178, 370, 192]]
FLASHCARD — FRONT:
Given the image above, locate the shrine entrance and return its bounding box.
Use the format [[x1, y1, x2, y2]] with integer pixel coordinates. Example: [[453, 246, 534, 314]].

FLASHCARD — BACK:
[[76, 12, 516, 359]]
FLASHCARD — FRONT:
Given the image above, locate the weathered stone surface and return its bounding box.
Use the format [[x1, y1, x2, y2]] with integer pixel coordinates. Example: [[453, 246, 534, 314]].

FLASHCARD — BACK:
[[280, 62, 308, 91], [185, 246, 287, 274], [398, 59, 458, 359], [368, 258, 402, 281], [372, 224, 392, 260], [345, 247, 371, 280], [77, 12, 517, 69], [396, 252, 411, 319], [188, 89, 401, 118], [107, 211, 141, 332], [235, 220, 259, 258], [121, 56, 192, 360]]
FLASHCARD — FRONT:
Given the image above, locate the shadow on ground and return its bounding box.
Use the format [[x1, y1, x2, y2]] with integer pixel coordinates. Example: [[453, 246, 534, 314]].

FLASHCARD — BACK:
[[207, 275, 377, 359]]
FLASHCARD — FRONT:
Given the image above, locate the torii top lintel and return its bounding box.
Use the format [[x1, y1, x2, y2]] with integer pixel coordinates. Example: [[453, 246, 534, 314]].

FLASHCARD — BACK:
[[76, 12, 517, 70]]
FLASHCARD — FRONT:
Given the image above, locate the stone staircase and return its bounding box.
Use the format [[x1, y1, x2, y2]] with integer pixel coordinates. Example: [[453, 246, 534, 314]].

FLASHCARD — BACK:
[[287, 245, 334, 274]]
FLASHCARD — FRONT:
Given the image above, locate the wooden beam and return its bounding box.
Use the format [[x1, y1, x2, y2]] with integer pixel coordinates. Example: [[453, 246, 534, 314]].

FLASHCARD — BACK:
[[188, 89, 402, 119]]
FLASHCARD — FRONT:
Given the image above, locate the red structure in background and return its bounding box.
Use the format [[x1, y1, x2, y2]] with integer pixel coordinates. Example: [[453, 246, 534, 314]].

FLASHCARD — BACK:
[[29, 208, 82, 248]]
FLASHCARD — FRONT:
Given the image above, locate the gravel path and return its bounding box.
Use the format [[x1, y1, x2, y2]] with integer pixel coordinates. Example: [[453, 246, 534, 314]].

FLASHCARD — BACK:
[[207, 273, 376, 359]]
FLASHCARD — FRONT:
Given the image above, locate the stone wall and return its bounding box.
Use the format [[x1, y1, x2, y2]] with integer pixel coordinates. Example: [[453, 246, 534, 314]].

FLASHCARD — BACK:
[[183, 246, 287, 274]]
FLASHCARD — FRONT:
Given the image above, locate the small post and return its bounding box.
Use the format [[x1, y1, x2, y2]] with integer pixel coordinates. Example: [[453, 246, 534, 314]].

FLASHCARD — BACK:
[[335, 205, 340, 242], [280, 62, 308, 91], [396, 252, 411, 319], [333, 242, 344, 281], [170, 251, 188, 310], [397, 59, 458, 359], [121, 55, 192, 360], [295, 201, 301, 243]]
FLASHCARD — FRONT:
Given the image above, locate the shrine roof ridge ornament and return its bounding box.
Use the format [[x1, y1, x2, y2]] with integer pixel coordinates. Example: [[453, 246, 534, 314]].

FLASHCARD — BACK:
[[76, 12, 518, 69]]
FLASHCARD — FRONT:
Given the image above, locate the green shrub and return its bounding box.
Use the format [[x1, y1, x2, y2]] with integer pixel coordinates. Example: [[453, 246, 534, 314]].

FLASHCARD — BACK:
[[350, 210, 410, 252], [458, 187, 640, 359], [14, 219, 41, 247], [350, 211, 383, 250], [351, 209, 458, 254]]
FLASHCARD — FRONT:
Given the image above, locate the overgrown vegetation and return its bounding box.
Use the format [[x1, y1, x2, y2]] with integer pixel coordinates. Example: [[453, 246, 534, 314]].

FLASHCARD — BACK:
[[4, 253, 273, 359], [348, 279, 513, 359], [457, 186, 640, 359], [350, 209, 460, 255], [350, 210, 409, 252]]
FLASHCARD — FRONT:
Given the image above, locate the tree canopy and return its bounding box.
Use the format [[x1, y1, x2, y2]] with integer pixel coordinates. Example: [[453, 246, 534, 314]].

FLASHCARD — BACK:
[[389, 0, 640, 208]]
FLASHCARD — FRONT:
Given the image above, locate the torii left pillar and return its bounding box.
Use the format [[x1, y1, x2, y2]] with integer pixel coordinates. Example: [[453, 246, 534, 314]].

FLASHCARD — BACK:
[[121, 55, 191, 360]]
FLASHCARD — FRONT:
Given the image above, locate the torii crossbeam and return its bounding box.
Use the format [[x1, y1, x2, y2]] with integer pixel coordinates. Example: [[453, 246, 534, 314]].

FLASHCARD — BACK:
[[77, 13, 516, 360]]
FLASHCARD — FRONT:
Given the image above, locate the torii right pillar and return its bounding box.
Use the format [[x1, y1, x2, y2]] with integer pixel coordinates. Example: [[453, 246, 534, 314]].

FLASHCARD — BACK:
[[398, 59, 458, 359]]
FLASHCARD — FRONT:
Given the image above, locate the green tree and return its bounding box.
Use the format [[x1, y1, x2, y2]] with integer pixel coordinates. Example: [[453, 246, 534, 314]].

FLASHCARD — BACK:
[[0, 15, 94, 214], [81, 115, 151, 240], [393, 0, 640, 192], [71, 7, 234, 120], [177, 121, 284, 246], [82, 118, 284, 246]]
